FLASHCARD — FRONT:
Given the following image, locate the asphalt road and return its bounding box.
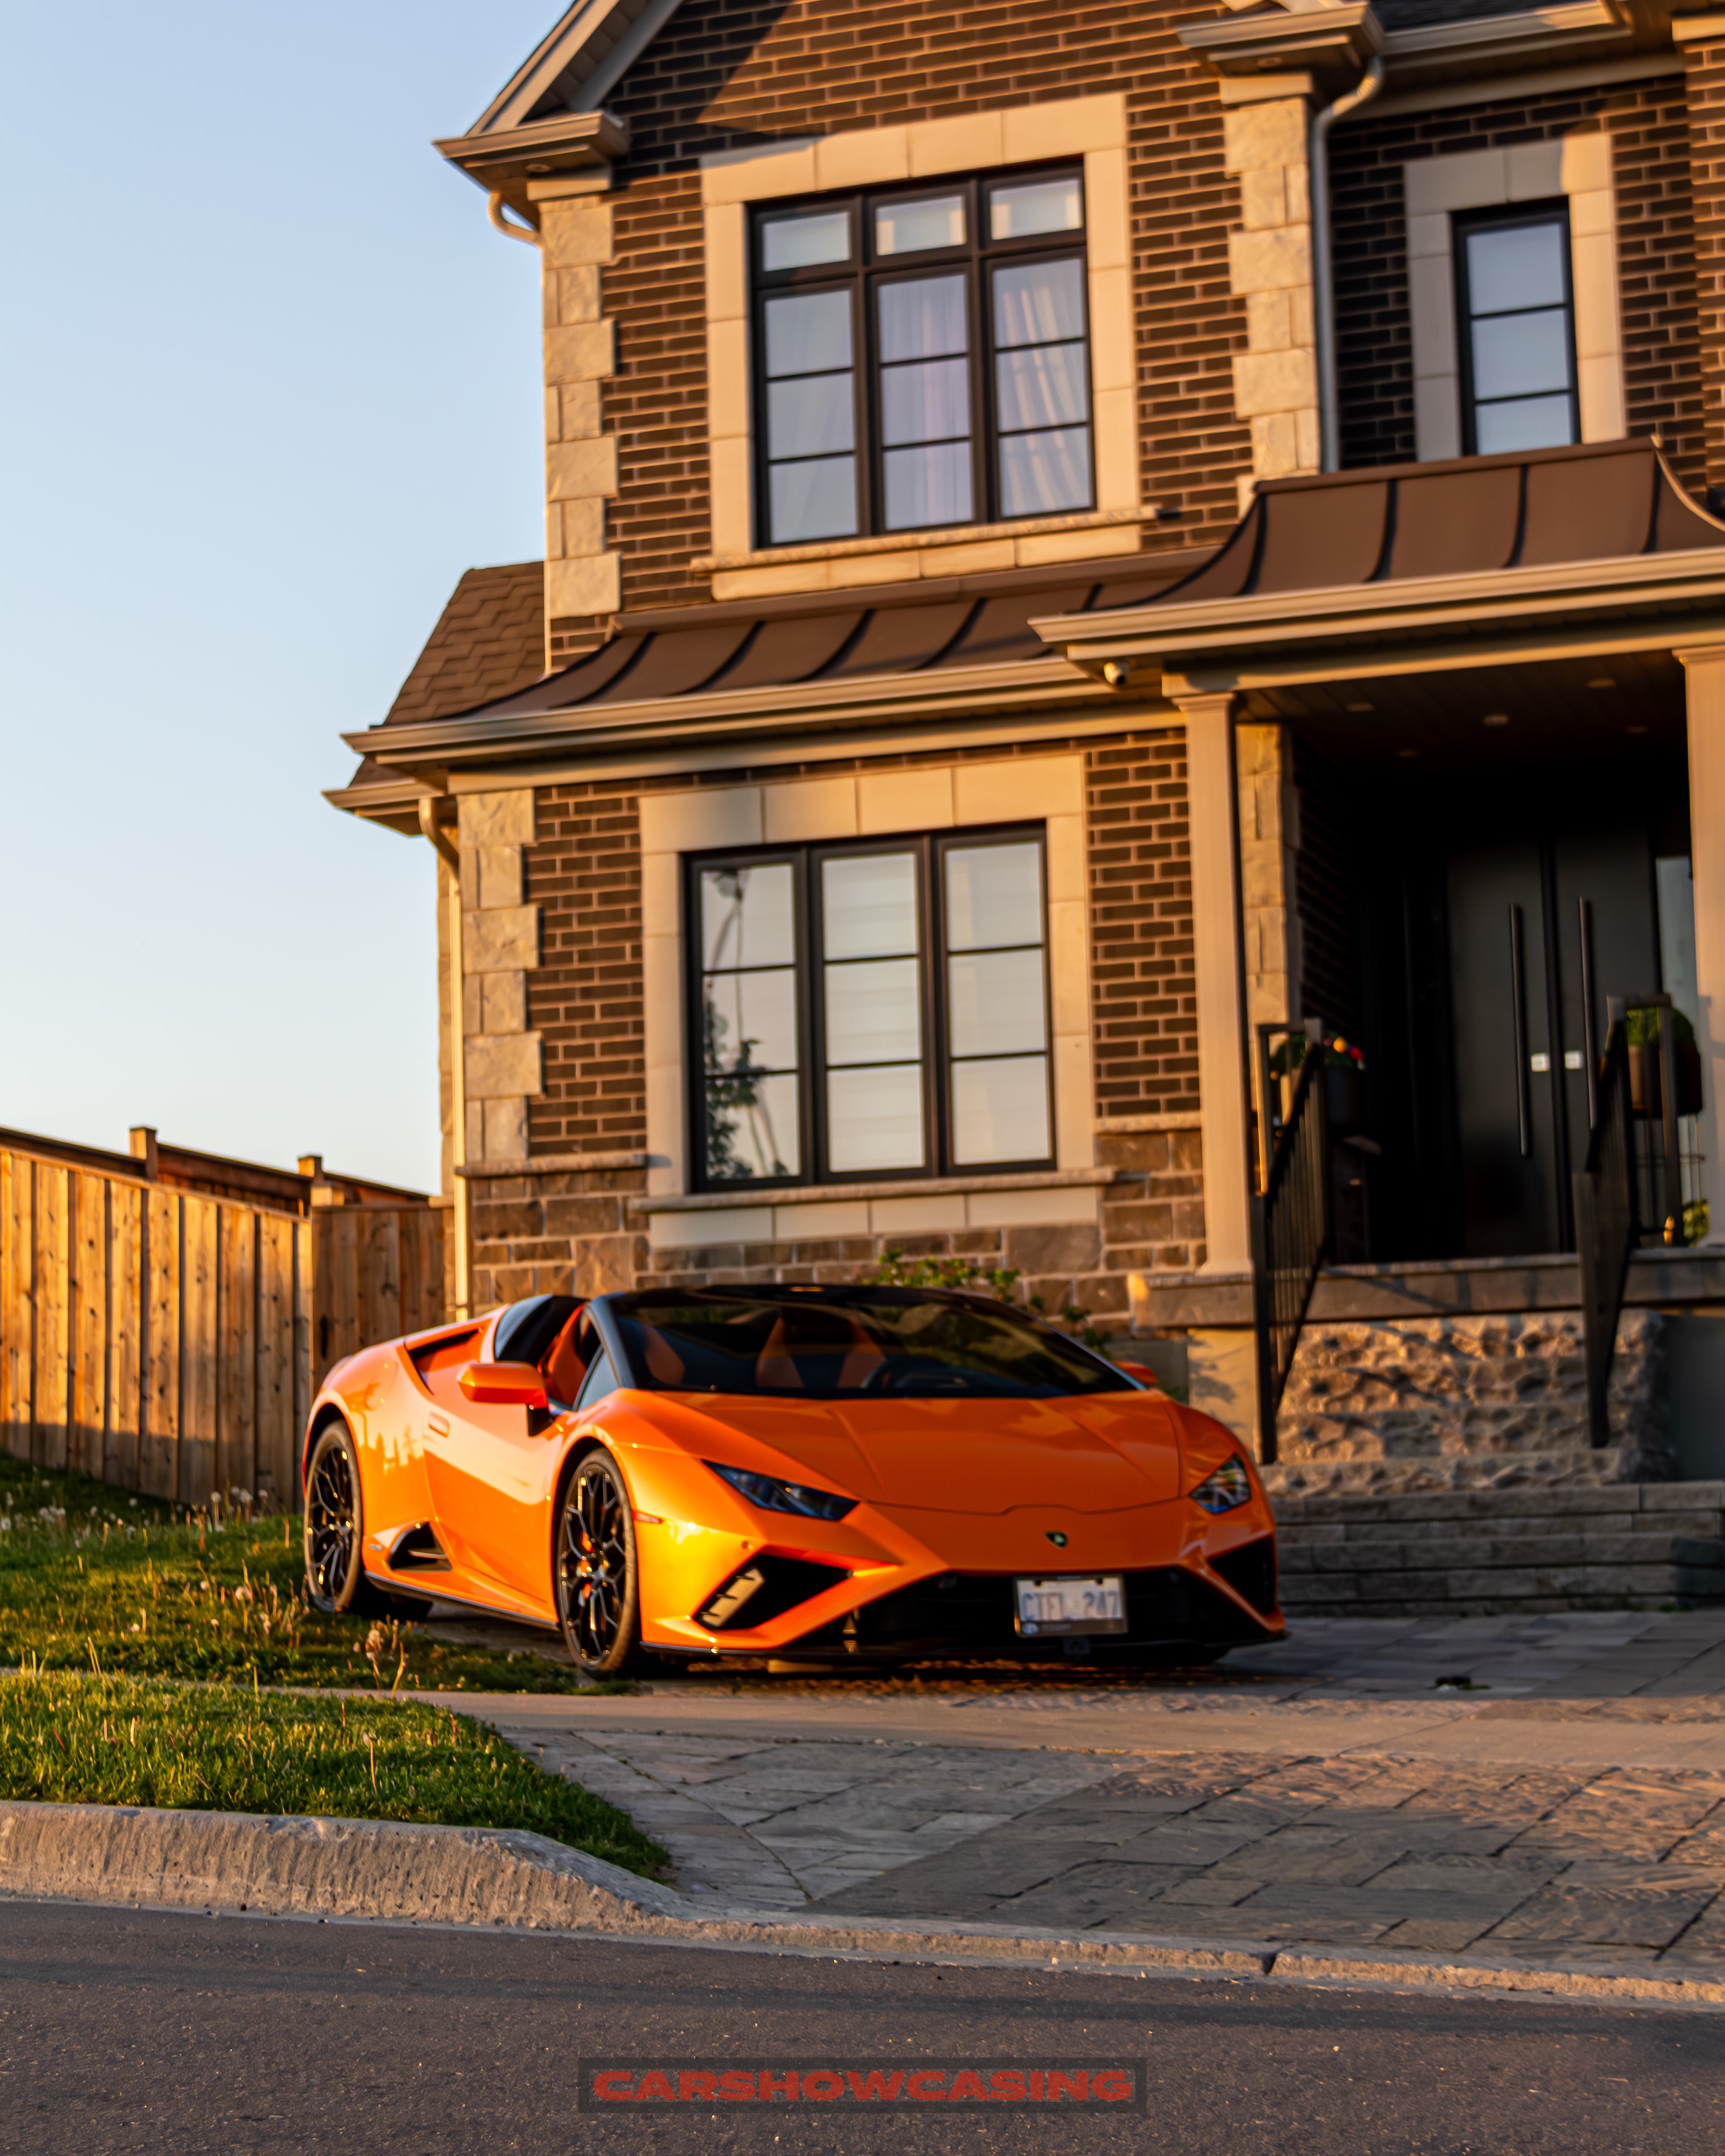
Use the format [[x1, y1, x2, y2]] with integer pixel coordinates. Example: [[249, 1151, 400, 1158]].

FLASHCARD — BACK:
[[1, 1900, 1722, 2156]]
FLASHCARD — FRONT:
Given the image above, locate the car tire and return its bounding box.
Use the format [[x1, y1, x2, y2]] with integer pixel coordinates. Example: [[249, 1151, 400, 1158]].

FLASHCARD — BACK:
[[556, 1446, 647, 1677], [303, 1421, 375, 1615], [303, 1423, 435, 1620]]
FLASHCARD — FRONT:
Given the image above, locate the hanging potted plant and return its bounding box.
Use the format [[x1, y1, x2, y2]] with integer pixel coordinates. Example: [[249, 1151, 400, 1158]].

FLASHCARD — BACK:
[[1267, 1030, 1368, 1134], [1626, 1004, 1704, 1120]]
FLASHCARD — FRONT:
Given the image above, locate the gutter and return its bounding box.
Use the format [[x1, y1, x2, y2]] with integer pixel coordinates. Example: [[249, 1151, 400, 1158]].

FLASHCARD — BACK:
[[344, 656, 1119, 773], [1312, 58, 1384, 473]]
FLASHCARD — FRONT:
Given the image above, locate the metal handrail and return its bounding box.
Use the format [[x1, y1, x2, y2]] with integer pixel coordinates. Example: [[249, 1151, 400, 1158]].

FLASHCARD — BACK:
[[1251, 1038, 1333, 1465], [1573, 1020, 1637, 1448]]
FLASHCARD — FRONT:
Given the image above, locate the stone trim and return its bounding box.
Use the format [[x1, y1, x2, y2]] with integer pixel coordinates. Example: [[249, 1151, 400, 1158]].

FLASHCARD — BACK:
[[699, 95, 1137, 589], [644, 1182, 1103, 1252], [457, 1150, 650, 1176], [1223, 98, 1318, 500], [459, 789, 543, 1164], [638, 754, 1094, 1201], [539, 193, 621, 645], [1405, 131, 1625, 462], [1096, 1112, 1205, 1133], [635, 1166, 1119, 1212]]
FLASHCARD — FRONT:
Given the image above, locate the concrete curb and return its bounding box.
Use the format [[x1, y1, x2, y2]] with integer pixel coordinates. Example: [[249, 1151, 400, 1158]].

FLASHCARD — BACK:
[[5, 1800, 1724, 2012]]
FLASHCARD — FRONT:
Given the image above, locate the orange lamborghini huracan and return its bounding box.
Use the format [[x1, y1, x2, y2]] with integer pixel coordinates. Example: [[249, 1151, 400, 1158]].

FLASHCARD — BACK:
[[301, 1285, 1284, 1676]]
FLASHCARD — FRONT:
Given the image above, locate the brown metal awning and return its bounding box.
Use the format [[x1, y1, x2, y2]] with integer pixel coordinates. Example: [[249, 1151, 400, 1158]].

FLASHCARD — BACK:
[[337, 549, 1213, 796], [444, 555, 1199, 724], [1043, 440, 1725, 693], [1155, 438, 1725, 605]]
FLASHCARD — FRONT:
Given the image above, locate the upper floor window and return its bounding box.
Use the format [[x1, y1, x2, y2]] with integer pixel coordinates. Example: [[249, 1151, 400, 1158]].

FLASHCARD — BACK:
[[691, 830, 1052, 1188], [1454, 204, 1578, 456], [753, 171, 1094, 546]]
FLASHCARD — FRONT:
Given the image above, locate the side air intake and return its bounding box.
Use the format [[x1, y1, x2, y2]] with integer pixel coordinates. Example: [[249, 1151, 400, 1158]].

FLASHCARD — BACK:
[[696, 1555, 849, 1632]]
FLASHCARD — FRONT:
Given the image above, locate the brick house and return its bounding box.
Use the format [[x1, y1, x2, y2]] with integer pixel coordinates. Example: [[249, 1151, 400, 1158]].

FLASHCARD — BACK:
[[330, 0, 1725, 1502]]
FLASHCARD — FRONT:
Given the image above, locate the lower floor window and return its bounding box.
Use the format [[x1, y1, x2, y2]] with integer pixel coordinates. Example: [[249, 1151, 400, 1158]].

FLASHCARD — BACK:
[[691, 828, 1052, 1187]]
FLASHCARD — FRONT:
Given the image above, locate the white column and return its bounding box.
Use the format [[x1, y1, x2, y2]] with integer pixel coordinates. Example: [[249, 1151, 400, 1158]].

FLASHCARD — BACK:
[[1178, 692, 1254, 1273], [1678, 646, 1725, 1244]]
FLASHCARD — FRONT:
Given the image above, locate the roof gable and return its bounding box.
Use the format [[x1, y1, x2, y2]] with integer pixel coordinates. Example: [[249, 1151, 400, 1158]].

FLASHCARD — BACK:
[[469, 0, 690, 132]]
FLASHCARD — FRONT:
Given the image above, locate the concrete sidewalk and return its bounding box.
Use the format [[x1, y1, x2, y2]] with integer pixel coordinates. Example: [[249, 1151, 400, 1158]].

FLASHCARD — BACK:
[[445, 1609, 1725, 1973]]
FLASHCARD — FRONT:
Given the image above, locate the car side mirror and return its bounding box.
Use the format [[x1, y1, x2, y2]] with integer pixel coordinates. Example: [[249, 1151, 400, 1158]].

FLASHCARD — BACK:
[[459, 1361, 550, 1410], [1113, 1360, 1161, 1388]]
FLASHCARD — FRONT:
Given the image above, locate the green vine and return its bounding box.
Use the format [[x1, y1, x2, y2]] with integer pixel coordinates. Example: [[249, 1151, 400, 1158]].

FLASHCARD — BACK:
[[870, 1249, 1107, 1352]]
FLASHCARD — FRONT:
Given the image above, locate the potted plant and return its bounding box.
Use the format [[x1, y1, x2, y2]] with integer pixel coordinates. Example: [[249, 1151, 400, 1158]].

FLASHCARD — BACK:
[[1626, 1004, 1703, 1120]]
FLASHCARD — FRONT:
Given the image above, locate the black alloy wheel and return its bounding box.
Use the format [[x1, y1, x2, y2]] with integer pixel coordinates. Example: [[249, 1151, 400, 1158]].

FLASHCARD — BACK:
[[303, 1423, 423, 1617], [556, 1448, 645, 1676], [304, 1423, 366, 1614]]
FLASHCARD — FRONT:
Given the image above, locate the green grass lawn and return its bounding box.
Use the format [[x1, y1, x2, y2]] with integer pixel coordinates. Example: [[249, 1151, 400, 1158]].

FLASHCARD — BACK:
[[0, 1457, 597, 1694], [2, 1668, 667, 1877]]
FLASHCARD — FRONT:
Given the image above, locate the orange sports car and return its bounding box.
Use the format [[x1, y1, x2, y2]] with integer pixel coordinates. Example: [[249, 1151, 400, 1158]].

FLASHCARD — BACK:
[[301, 1285, 1284, 1676]]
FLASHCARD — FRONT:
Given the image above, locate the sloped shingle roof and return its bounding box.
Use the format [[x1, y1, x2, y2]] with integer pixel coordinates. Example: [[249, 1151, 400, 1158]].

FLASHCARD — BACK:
[[384, 562, 546, 727]]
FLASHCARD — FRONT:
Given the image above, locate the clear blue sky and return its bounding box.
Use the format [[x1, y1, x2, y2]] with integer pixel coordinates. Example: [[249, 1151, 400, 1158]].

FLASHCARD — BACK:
[[1, 2, 560, 1190]]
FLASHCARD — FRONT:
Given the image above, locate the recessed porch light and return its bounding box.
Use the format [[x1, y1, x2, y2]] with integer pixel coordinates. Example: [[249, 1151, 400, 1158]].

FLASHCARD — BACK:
[[1483, 713, 1509, 728]]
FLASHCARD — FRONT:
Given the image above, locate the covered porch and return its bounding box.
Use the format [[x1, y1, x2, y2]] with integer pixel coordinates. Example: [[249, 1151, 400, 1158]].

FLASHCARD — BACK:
[[1046, 437, 1725, 1489]]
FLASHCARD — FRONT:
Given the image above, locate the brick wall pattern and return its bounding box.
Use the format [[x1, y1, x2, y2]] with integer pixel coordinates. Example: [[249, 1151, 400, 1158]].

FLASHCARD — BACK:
[[1331, 80, 1704, 491], [545, 0, 1256, 642]]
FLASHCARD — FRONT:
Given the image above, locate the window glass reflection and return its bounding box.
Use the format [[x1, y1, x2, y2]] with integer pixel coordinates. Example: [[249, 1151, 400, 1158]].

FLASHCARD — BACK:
[[951, 1055, 1050, 1165], [947, 948, 1047, 1059], [875, 194, 965, 256], [703, 967, 799, 1075], [701, 863, 795, 970], [1461, 212, 1576, 455], [822, 852, 919, 957], [945, 841, 1044, 950], [828, 1065, 925, 1172], [989, 175, 1083, 241], [1465, 221, 1565, 314], [706, 1073, 801, 1181], [699, 862, 800, 1184], [825, 956, 922, 1065], [761, 209, 852, 272]]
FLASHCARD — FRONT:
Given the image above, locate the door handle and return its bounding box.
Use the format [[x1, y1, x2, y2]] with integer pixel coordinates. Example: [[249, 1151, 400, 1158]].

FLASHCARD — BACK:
[[427, 1412, 450, 1436], [1508, 902, 1532, 1158], [1578, 894, 1599, 1128]]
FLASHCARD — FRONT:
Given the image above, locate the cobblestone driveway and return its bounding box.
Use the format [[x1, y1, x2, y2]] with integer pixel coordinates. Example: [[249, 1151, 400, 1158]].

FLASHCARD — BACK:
[[487, 1610, 1725, 1968]]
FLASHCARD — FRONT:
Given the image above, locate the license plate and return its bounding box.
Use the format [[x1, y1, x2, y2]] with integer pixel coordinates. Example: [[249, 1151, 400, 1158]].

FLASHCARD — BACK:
[[1014, 1574, 1127, 1636]]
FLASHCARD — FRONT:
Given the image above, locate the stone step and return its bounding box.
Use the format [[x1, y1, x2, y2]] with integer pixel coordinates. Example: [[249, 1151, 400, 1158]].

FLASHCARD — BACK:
[[1270, 1481, 1725, 1526], [1266, 1479, 1725, 1615], [1277, 1532, 1725, 1573], [1277, 1515, 1725, 1550]]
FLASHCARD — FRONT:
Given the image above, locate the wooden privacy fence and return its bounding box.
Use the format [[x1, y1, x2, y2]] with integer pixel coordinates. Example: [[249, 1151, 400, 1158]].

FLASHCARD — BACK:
[[0, 1140, 444, 1511]]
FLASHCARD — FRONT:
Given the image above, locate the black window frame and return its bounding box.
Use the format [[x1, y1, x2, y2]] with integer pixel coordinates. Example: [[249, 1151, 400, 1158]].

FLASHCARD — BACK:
[[685, 825, 1056, 1192], [1453, 200, 1580, 458], [750, 167, 1095, 548]]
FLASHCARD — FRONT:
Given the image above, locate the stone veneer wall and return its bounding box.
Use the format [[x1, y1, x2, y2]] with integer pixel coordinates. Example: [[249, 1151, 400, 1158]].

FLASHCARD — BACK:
[[1268, 1310, 1669, 1494]]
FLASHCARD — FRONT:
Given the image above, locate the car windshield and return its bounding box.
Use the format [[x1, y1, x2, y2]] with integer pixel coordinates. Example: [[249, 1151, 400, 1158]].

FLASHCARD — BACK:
[[604, 1288, 1133, 1399]]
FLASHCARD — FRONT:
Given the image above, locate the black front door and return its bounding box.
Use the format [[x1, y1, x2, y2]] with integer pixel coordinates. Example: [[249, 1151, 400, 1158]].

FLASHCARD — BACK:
[[1446, 829, 1658, 1257]]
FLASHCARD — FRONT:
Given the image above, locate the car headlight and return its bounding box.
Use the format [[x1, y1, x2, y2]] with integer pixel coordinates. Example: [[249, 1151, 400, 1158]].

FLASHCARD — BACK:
[[1189, 1456, 1252, 1514], [706, 1461, 857, 1521]]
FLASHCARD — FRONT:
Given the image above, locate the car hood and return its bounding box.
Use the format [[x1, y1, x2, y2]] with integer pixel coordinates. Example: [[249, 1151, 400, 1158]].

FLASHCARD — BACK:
[[672, 1390, 1184, 1512]]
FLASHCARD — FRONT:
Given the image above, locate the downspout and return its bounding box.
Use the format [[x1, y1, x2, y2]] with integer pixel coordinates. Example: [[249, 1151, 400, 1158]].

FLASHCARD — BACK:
[[418, 797, 472, 1320], [487, 192, 543, 247], [1312, 57, 1384, 473]]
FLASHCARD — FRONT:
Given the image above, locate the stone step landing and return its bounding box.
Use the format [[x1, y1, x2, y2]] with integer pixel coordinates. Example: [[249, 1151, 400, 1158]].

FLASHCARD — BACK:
[[1271, 1481, 1725, 1617]]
